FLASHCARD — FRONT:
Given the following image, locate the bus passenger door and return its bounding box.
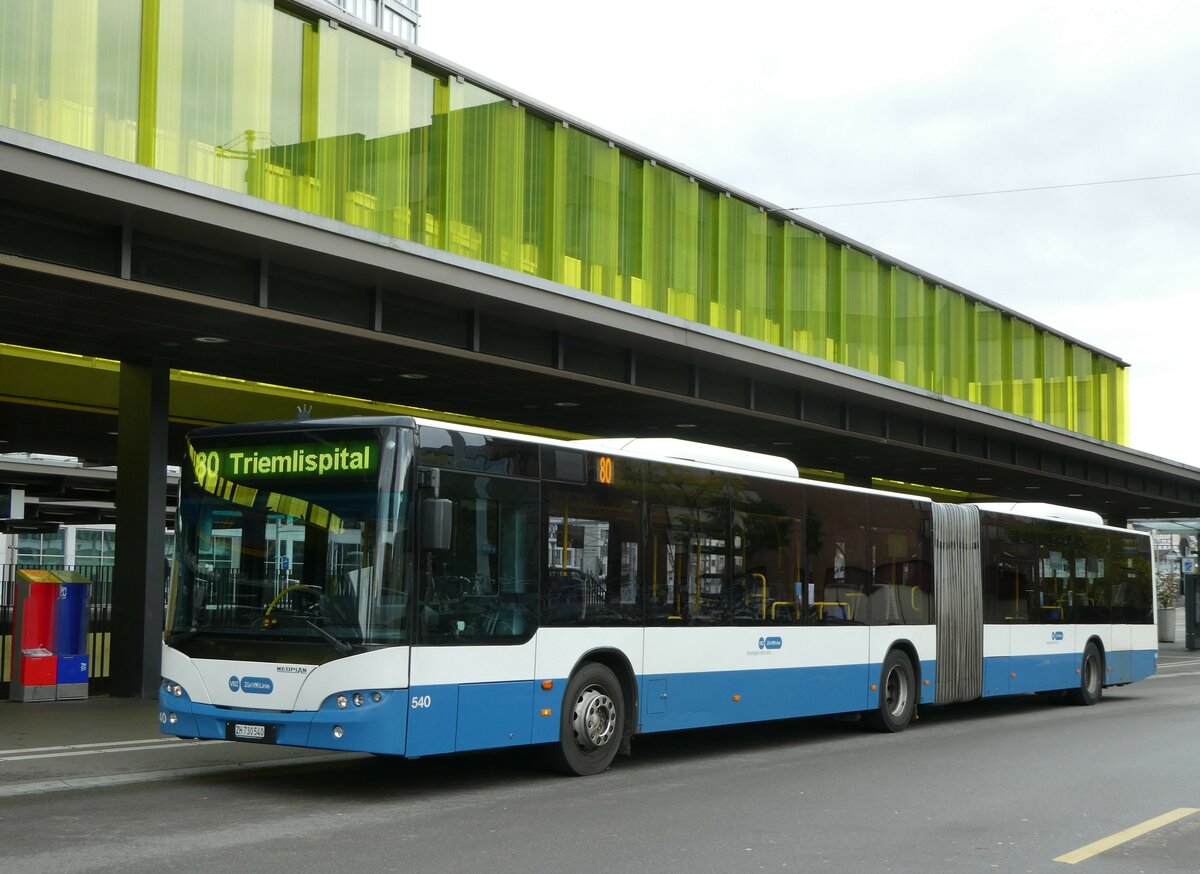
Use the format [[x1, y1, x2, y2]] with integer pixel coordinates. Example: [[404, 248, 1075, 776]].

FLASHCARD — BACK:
[[406, 471, 540, 756]]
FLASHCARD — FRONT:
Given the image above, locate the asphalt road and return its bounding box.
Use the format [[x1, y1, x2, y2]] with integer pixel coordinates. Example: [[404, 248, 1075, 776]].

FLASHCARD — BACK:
[[3, 652, 1199, 874]]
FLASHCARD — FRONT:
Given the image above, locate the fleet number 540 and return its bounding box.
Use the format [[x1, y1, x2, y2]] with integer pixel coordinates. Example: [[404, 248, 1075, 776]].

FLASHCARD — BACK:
[[411, 695, 432, 709]]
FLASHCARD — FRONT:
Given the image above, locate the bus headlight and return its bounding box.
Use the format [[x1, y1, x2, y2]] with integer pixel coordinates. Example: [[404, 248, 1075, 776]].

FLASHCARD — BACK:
[[332, 725, 344, 739], [336, 695, 348, 709], [353, 693, 364, 707], [161, 679, 184, 697]]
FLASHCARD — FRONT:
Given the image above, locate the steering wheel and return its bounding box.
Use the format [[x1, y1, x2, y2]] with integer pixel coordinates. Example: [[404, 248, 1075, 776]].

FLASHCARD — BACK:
[[260, 584, 324, 627]]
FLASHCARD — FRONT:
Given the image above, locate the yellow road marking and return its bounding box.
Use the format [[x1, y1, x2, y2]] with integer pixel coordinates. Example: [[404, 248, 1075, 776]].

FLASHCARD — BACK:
[[1054, 808, 1200, 864]]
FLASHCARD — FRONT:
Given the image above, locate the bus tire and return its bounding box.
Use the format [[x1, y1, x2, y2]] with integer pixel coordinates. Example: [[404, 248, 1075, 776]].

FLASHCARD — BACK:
[[549, 663, 625, 776], [1069, 642, 1103, 706], [864, 649, 916, 733]]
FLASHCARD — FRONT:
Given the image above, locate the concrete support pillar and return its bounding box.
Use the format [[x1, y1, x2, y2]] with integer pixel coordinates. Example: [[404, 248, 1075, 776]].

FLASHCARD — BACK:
[[111, 359, 169, 698]]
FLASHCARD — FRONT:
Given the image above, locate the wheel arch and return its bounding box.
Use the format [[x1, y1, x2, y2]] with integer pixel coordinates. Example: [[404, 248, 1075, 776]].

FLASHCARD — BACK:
[[568, 648, 639, 739], [886, 637, 922, 692], [1084, 634, 1107, 680]]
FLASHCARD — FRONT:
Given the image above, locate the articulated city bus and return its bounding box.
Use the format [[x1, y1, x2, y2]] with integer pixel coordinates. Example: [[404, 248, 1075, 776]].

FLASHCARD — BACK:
[[160, 416, 1156, 775]]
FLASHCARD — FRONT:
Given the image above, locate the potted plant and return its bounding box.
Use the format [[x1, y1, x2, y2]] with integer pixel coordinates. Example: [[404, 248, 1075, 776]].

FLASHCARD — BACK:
[[1158, 571, 1180, 643]]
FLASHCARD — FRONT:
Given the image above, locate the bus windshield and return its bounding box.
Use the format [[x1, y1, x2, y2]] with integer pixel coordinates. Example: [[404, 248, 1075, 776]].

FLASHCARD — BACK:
[[167, 426, 413, 655]]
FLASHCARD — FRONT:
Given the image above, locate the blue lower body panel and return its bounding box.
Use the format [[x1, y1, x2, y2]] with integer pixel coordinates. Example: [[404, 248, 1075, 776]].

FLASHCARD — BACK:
[[638, 663, 872, 734], [982, 648, 1158, 697], [406, 680, 555, 756]]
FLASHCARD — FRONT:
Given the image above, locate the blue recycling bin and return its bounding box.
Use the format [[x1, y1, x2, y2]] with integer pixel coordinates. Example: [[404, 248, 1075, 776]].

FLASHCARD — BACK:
[[52, 571, 92, 699]]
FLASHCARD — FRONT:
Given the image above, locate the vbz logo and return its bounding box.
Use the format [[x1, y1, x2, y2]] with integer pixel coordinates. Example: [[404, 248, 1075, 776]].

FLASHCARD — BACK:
[[1050, 631, 1064, 641]]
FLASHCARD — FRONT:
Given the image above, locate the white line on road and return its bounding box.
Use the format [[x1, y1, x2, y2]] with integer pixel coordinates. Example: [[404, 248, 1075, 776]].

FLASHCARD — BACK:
[[1148, 670, 1200, 680], [0, 737, 184, 757], [0, 753, 352, 798], [0, 740, 216, 763]]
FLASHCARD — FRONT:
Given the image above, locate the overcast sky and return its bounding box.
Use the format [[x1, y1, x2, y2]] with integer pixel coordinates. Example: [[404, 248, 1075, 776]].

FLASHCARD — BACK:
[[419, 0, 1200, 468]]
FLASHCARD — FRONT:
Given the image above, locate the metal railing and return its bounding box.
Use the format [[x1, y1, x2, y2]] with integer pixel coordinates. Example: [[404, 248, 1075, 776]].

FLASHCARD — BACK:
[[0, 563, 115, 698]]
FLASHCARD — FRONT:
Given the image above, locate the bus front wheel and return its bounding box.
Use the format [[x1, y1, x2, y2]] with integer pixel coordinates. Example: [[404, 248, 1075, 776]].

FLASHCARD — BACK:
[[549, 663, 625, 776], [864, 649, 916, 733], [1069, 642, 1103, 706]]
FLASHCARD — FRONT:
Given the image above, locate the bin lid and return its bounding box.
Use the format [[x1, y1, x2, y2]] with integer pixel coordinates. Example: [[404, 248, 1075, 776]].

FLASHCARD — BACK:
[[16, 569, 59, 583], [51, 571, 92, 584]]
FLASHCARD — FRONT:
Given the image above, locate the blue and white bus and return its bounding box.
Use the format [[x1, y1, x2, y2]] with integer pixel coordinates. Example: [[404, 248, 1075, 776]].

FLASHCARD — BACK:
[[160, 415, 1157, 775]]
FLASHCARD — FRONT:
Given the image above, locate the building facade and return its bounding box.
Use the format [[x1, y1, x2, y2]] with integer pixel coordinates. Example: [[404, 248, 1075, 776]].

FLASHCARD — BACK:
[[0, 0, 1128, 446], [326, 0, 418, 43]]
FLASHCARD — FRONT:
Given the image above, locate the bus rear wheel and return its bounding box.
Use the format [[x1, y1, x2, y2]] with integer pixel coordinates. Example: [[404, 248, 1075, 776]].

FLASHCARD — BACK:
[[549, 663, 625, 776], [864, 649, 916, 733], [1069, 642, 1103, 706]]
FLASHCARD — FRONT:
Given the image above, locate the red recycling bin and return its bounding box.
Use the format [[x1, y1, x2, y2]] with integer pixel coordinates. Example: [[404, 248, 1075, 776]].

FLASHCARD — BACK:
[[10, 569, 60, 702]]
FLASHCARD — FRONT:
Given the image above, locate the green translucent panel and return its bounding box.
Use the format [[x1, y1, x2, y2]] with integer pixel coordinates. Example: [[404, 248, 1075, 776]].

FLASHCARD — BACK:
[[765, 223, 784, 347], [522, 114, 555, 280], [1071, 345, 1096, 437], [615, 153, 644, 304], [269, 10, 304, 149], [974, 305, 1007, 410], [442, 79, 527, 269], [842, 249, 880, 373], [824, 242, 846, 362], [891, 270, 927, 389], [1115, 367, 1130, 444], [154, 0, 275, 192], [779, 225, 827, 357], [716, 198, 768, 337], [321, 31, 439, 244], [694, 188, 720, 323], [554, 125, 620, 294], [1011, 319, 1042, 419], [0, 0, 141, 160], [936, 288, 970, 400], [1043, 334, 1069, 429], [644, 164, 700, 316]]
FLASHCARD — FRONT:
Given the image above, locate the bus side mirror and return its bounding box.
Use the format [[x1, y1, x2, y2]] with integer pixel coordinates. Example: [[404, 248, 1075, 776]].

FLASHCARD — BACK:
[[421, 499, 453, 551]]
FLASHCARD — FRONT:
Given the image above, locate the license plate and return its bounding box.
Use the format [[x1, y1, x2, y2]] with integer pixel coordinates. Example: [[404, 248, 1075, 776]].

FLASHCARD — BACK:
[[227, 722, 276, 743]]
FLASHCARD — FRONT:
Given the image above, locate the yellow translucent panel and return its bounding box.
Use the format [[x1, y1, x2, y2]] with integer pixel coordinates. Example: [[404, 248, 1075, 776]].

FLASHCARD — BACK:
[[0, 0, 141, 161], [824, 242, 849, 362], [615, 154, 644, 303], [440, 79, 525, 268], [936, 288, 970, 400], [306, 21, 439, 242], [842, 249, 879, 373], [522, 114, 555, 279], [1043, 334, 1069, 429], [1011, 319, 1041, 419], [644, 164, 700, 315], [1071, 345, 1096, 437], [891, 270, 926, 389], [554, 125, 620, 295], [974, 304, 1007, 410], [1116, 366, 1130, 444], [716, 198, 768, 336], [154, 0, 275, 192]]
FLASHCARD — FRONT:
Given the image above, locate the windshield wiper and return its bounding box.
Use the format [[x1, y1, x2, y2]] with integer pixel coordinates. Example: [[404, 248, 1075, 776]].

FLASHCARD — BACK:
[[304, 618, 355, 655]]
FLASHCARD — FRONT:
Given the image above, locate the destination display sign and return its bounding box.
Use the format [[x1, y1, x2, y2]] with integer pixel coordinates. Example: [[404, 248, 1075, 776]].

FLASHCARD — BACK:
[[190, 441, 378, 481]]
